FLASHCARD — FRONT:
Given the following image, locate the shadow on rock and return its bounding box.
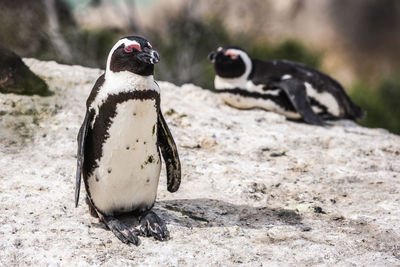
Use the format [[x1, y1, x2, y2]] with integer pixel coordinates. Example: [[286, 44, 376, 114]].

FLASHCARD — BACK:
[[88, 198, 303, 233], [155, 198, 303, 229]]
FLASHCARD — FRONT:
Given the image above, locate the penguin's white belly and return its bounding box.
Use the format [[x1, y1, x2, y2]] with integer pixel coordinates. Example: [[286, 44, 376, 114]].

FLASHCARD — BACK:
[[221, 93, 301, 119], [89, 99, 161, 215]]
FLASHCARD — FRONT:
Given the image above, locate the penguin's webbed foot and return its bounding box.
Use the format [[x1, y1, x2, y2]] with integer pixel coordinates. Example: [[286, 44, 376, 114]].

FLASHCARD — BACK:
[[138, 211, 169, 241], [102, 216, 140, 245]]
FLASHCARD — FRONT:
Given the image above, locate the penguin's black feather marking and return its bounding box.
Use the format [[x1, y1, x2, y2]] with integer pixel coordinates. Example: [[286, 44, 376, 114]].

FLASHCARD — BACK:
[[157, 110, 181, 192], [250, 59, 364, 120], [86, 74, 105, 107], [271, 79, 325, 126], [75, 111, 90, 207], [76, 74, 105, 207]]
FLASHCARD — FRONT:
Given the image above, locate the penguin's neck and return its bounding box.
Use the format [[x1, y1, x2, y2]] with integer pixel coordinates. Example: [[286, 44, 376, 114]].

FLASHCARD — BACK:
[[104, 70, 159, 93], [214, 75, 248, 90], [214, 59, 253, 90], [89, 70, 160, 119]]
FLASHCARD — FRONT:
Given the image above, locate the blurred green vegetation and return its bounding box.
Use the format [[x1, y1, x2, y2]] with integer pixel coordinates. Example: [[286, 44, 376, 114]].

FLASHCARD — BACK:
[[248, 39, 322, 69], [147, 15, 232, 90], [145, 14, 322, 90], [350, 73, 400, 134], [80, 28, 122, 68]]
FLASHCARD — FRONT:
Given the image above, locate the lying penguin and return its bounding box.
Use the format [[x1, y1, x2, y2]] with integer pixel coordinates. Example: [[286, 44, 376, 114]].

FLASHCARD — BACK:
[[208, 46, 364, 125], [75, 36, 181, 245]]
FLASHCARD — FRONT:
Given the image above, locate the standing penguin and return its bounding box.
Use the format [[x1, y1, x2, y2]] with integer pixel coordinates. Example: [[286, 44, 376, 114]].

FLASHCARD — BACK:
[[75, 36, 181, 245], [208, 46, 364, 125]]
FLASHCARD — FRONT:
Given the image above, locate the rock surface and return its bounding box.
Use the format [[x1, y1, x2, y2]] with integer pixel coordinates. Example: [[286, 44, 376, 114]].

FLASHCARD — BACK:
[[0, 59, 399, 266]]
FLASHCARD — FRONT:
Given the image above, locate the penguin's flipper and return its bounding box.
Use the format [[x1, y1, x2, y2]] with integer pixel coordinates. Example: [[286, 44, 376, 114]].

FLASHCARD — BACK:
[[75, 111, 90, 207], [276, 79, 325, 126], [157, 109, 181, 193]]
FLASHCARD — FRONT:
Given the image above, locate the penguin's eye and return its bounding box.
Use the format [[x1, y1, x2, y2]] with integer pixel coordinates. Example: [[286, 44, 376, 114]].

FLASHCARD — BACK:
[[124, 44, 141, 53], [225, 50, 238, 60]]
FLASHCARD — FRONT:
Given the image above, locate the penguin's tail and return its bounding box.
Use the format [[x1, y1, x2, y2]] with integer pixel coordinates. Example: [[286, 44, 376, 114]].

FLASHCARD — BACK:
[[341, 93, 365, 120]]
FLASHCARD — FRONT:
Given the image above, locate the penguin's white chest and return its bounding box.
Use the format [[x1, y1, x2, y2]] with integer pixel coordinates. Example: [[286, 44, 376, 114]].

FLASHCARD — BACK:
[[88, 99, 161, 215]]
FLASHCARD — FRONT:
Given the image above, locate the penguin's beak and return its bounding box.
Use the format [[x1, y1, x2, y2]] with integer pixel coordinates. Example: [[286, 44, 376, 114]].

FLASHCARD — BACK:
[[208, 51, 217, 62], [137, 47, 160, 64]]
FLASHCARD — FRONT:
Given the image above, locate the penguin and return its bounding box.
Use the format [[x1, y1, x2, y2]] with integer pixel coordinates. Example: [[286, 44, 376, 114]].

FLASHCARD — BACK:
[[208, 46, 364, 125], [75, 36, 181, 245]]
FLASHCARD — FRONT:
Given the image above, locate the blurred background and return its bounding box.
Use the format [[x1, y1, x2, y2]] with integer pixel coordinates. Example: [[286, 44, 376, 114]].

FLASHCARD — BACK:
[[1, 0, 399, 133]]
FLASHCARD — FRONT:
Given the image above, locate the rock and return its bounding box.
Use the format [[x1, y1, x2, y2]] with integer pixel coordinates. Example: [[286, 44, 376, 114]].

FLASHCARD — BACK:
[[0, 44, 51, 96], [0, 0, 77, 64], [0, 59, 399, 265]]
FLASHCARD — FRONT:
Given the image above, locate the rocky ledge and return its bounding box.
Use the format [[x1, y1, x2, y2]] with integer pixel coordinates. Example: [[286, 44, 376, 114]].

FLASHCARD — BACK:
[[0, 59, 399, 266]]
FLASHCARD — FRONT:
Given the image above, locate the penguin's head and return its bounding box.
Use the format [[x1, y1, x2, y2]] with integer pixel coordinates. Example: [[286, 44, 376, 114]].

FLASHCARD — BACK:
[[208, 46, 251, 79], [106, 36, 160, 76]]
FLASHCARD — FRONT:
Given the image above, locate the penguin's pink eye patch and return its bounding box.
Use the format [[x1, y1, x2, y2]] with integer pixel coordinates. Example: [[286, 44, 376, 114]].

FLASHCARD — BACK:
[[225, 50, 238, 59], [124, 44, 141, 53]]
